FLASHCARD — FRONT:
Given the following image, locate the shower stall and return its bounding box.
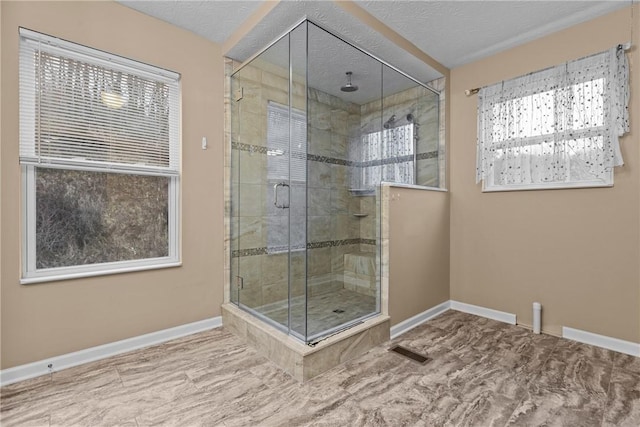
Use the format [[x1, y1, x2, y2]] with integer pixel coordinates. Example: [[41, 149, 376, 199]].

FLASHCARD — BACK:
[[229, 20, 440, 345]]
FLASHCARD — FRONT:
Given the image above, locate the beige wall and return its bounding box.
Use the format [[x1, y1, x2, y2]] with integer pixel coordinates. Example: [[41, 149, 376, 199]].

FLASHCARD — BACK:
[[450, 7, 640, 342], [0, 1, 225, 368], [389, 187, 450, 326]]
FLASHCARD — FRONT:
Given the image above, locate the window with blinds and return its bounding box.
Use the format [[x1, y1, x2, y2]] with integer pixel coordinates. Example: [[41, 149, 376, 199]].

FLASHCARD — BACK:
[[265, 101, 307, 254], [19, 28, 180, 175], [19, 28, 181, 283], [266, 101, 307, 182]]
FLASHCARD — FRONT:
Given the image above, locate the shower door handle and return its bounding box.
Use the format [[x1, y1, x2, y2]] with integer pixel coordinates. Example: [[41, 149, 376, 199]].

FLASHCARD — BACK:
[[274, 182, 290, 209]]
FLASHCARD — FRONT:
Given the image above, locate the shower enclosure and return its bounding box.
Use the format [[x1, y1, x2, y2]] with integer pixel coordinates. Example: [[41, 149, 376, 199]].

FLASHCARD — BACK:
[[229, 20, 440, 344]]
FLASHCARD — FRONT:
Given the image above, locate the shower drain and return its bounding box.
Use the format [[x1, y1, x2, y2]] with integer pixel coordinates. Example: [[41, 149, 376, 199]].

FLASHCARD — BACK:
[[332, 309, 345, 313]]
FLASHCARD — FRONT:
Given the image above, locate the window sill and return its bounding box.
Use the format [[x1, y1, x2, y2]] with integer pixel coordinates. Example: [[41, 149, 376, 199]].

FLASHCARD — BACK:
[[381, 182, 448, 192], [482, 180, 613, 192], [21, 260, 182, 285]]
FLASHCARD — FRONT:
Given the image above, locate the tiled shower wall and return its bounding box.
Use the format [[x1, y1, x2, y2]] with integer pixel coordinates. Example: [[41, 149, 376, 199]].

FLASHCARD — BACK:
[[306, 87, 366, 297], [427, 77, 447, 188]]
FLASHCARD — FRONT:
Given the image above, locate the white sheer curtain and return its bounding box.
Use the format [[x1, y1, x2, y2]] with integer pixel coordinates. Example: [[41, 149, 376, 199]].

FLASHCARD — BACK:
[[476, 45, 629, 189], [361, 124, 414, 189]]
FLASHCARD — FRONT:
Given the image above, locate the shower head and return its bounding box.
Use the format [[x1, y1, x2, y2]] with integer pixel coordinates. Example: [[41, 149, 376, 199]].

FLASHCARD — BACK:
[[340, 72, 358, 92], [383, 114, 396, 129]]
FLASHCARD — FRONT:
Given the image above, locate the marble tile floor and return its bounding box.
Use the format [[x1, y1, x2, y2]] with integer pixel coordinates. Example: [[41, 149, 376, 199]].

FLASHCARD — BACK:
[[2, 310, 639, 426], [254, 288, 377, 339]]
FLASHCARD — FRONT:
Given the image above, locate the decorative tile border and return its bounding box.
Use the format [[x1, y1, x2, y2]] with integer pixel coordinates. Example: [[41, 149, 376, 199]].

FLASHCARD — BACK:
[[231, 247, 268, 258], [232, 238, 376, 258], [306, 238, 361, 249], [232, 142, 269, 155], [417, 151, 438, 160], [361, 155, 413, 167], [232, 142, 437, 168], [361, 151, 438, 166], [307, 154, 353, 166]]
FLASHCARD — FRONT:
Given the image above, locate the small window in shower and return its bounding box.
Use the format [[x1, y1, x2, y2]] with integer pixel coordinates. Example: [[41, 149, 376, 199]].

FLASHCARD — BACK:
[[267, 102, 306, 182], [266, 101, 306, 254], [361, 123, 415, 189]]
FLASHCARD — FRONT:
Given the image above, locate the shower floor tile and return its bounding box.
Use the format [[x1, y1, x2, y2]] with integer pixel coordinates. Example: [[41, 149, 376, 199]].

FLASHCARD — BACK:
[[256, 288, 377, 339]]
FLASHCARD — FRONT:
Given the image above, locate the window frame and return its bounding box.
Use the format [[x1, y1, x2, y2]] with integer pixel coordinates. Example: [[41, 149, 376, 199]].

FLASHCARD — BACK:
[[21, 166, 180, 284], [19, 29, 181, 284]]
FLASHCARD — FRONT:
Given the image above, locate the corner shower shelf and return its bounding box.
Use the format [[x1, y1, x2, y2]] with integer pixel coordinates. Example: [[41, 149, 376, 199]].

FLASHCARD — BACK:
[[352, 213, 368, 218]]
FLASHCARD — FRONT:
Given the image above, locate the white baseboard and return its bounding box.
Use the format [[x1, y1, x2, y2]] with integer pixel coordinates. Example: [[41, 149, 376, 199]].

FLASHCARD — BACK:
[[0, 317, 222, 387], [390, 300, 518, 339], [562, 326, 640, 357], [390, 301, 451, 339], [450, 300, 517, 325]]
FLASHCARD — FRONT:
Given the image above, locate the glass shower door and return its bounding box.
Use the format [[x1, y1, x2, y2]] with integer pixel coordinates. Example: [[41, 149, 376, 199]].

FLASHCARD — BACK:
[[231, 34, 293, 332]]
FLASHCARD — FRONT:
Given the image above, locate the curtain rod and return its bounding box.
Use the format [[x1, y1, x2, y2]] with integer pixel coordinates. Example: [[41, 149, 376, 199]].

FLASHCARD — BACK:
[[464, 42, 632, 96]]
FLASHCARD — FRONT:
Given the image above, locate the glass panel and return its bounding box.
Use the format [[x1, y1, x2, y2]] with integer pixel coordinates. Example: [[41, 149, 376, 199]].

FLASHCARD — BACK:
[[381, 66, 417, 186], [415, 85, 440, 188], [305, 22, 381, 341], [230, 71, 241, 305], [289, 22, 308, 339], [35, 167, 168, 268], [381, 66, 440, 187], [232, 33, 291, 330]]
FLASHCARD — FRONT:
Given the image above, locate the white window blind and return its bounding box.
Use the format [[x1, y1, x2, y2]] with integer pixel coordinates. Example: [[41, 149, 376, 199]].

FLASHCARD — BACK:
[[266, 101, 306, 182], [19, 28, 181, 176], [476, 45, 629, 191]]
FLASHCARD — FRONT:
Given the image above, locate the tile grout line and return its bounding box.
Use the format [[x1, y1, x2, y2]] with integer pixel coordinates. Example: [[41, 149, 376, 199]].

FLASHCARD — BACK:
[[501, 336, 562, 427], [599, 357, 616, 427], [114, 365, 125, 389], [182, 369, 204, 392]]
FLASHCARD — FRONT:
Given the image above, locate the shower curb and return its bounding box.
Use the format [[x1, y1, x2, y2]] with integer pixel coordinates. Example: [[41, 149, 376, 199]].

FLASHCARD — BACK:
[[222, 303, 390, 382]]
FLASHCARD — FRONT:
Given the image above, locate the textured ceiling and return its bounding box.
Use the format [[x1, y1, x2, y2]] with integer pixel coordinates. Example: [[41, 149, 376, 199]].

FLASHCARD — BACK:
[[116, 0, 263, 44], [117, 0, 629, 86], [356, 0, 629, 68]]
